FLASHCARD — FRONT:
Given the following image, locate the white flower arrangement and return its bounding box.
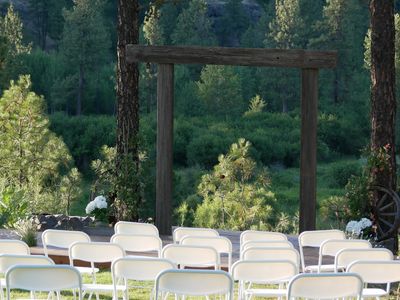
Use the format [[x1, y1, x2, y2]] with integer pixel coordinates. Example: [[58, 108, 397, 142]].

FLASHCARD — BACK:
[[85, 196, 108, 222], [85, 196, 107, 214], [345, 217, 373, 238]]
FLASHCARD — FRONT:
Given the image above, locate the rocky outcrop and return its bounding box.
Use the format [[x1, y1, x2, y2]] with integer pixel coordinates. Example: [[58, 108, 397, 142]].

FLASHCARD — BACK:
[[33, 214, 94, 231]]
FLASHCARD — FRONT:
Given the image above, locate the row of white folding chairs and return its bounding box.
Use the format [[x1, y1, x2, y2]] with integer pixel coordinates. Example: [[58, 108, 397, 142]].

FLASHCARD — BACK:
[[154, 269, 369, 300], [8, 264, 386, 300], [113, 222, 221, 244], [0, 253, 176, 300], [42, 229, 223, 271], [5, 259, 400, 300]]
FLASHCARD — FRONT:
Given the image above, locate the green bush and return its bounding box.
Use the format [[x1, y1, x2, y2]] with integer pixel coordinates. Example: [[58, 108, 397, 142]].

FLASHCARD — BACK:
[[50, 113, 116, 173], [327, 160, 362, 188]]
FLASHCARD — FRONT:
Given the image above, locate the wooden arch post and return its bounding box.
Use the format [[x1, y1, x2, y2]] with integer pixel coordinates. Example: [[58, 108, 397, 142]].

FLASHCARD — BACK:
[[126, 45, 337, 235]]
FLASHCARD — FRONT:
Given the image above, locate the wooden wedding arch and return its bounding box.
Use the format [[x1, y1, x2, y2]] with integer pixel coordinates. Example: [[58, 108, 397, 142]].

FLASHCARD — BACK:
[[126, 45, 337, 235]]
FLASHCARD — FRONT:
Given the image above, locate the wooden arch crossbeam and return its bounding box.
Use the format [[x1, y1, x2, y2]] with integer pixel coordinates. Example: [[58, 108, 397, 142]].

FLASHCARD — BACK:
[[126, 45, 337, 235]]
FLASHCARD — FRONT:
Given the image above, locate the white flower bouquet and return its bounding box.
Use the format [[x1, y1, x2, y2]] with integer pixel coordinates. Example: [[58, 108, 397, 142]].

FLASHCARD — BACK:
[[345, 217, 373, 239], [85, 196, 108, 222]]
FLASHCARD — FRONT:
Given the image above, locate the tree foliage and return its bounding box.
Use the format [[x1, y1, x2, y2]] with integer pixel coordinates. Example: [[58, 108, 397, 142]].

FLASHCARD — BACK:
[[194, 139, 277, 230], [197, 65, 243, 116], [0, 75, 81, 214], [0, 5, 31, 92], [59, 0, 110, 115], [172, 0, 217, 46]]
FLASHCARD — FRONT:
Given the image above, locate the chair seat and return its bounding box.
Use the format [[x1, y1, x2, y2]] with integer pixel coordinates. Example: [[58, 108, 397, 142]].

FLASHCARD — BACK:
[[82, 283, 126, 292], [304, 264, 337, 273], [245, 288, 287, 297], [75, 266, 99, 274], [362, 288, 388, 297]]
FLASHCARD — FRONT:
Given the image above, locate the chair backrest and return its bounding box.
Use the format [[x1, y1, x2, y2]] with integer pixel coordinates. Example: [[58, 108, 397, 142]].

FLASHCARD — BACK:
[[181, 236, 232, 254], [112, 257, 176, 281], [0, 240, 30, 255], [318, 239, 371, 272], [347, 261, 400, 284], [155, 269, 233, 299], [335, 248, 393, 271], [42, 229, 91, 256], [173, 227, 219, 243], [298, 229, 345, 272], [6, 265, 82, 298], [241, 240, 294, 252], [287, 273, 363, 299], [298, 230, 346, 248], [241, 247, 300, 267], [111, 234, 162, 256], [231, 260, 298, 283], [161, 244, 220, 269], [181, 236, 233, 269], [240, 230, 287, 246], [320, 239, 371, 257], [114, 221, 159, 236], [69, 242, 125, 264], [0, 254, 54, 273]]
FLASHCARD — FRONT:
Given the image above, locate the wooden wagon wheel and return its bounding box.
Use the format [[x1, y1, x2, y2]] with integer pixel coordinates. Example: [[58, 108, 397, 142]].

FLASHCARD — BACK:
[[370, 186, 400, 242]]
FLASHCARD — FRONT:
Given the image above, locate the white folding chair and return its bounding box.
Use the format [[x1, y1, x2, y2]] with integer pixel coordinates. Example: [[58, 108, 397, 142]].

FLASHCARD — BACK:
[[335, 248, 393, 272], [161, 244, 220, 269], [173, 227, 219, 244], [181, 236, 232, 269], [41, 229, 97, 275], [298, 229, 345, 272], [0, 240, 30, 255], [287, 273, 363, 300], [111, 234, 163, 257], [231, 260, 298, 300], [317, 239, 371, 273], [241, 240, 294, 253], [69, 242, 125, 300], [114, 221, 159, 236], [240, 230, 287, 250], [155, 269, 233, 300], [241, 247, 300, 268], [6, 265, 82, 300], [0, 254, 54, 300], [112, 257, 176, 300], [347, 260, 400, 298]]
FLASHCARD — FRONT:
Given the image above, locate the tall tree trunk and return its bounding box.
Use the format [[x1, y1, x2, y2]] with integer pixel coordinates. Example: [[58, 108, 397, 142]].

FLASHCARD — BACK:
[[333, 69, 339, 104], [370, 0, 397, 252], [116, 0, 140, 220], [77, 64, 84, 115]]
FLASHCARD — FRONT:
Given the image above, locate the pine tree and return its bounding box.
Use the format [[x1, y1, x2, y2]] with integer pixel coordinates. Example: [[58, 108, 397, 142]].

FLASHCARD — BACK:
[[216, 0, 250, 46], [28, 0, 69, 49], [269, 0, 306, 49], [311, 0, 369, 104], [172, 0, 217, 46], [0, 75, 81, 214], [196, 65, 244, 116], [0, 5, 31, 92], [59, 0, 110, 115], [142, 5, 164, 113]]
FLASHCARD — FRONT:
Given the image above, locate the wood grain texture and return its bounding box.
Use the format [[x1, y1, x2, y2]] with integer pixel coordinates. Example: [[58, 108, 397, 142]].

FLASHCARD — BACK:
[[156, 64, 174, 235], [299, 68, 319, 233], [126, 45, 337, 69]]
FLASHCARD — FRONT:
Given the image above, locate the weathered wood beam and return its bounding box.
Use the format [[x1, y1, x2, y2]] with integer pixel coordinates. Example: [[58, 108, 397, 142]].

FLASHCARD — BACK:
[[127, 45, 337, 69], [155, 63, 174, 235], [299, 68, 319, 232]]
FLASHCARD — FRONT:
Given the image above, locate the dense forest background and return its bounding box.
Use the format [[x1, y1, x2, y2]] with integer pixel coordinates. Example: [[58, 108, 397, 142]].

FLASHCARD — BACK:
[[1, 0, 400, 232]]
